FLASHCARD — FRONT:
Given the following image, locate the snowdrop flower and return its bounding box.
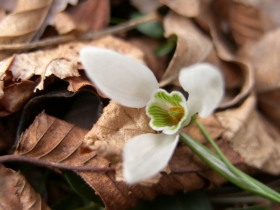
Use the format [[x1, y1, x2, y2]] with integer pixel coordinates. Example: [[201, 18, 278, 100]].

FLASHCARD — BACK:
[[80, 47, 224, 184]]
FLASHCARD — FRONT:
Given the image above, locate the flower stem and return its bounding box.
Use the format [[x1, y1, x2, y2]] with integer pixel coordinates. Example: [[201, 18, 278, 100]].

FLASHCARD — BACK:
[[179, 120, 280, 203]]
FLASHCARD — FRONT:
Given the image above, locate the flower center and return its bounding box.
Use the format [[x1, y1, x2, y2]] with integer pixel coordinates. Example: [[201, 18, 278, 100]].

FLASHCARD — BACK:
[[146, 89, 188, 135], [169, 106, 185, 124]]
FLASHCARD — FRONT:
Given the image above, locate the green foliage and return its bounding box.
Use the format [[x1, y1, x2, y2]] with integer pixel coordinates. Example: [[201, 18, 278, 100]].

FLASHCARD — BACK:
[[63, 170, 103, 204], [131, 12, 164, 38]]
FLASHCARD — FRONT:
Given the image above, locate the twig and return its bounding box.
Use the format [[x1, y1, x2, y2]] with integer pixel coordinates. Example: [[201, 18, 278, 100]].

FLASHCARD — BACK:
[[0, 154, 115, 172], [0, 12, 160, 51]]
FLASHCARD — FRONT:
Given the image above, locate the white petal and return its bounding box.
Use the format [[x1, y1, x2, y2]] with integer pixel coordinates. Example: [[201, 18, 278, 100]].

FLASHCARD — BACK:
[[80, 47, 158, 108], [123, 133, 179, 184], [179, 63, 224, 117]]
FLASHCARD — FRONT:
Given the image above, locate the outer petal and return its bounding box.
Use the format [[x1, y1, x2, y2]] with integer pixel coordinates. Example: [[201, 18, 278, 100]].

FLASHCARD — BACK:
[[123, 133, 179, 184], [179, 63, 224, 118], [80, 47, 158, 108]]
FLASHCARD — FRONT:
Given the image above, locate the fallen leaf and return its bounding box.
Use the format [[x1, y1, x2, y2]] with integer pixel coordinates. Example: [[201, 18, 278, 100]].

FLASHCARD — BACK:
[[0, 0, 52, 59], [54, 11, 78, 35], [160, 11, 252, 109], [0, 35, 144, 117], [0, 80, 36, 116], [14, 108, 249, 210], [227, 0, 280, 45], [160, 0, 209, 17], [130, 0, 162, 13], [195, 5, 254, 108], [238, 28, 280, 93], [159, 11, 213, 87], [238, 28, 280, 126], [84, 100, 155, 164], [216, 93, 280, 175], [32, 0, 79, 41], [65, 0, 110, 32], [0, 163, 50, 210]]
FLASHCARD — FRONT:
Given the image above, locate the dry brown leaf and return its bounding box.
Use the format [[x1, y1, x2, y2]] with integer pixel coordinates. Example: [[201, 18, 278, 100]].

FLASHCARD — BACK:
[[0, 163, 50, 210], [160, 0, 210, 17], [0, 0, 52, 59], [159, 11, 213, 87], [84, 100, 155, 165], [192, 5, 254, 108], [54, 11, 78, 35], [130, 0, 162, 13], [0, 35, 144, 116], [65, 0, 110, 32], [227, 0, 280, 45], [15, 108, 249, 209], [238, 28, 280, 94], [216, 94, 280, 174], [160, 11, 252, 108], [238, 28, 280, 126], [0, 80, 36, 116]]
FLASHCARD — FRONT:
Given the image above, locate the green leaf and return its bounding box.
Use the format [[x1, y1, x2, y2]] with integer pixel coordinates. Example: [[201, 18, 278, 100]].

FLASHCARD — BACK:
[[131, 12, 164, 38], [64, 170, 103, 204], [154, 40, 176, 57]]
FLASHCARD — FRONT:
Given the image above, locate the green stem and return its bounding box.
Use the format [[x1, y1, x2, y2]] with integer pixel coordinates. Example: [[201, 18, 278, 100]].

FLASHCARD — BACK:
[[180, 127, 280, 203], [194, 120, 280, 200]]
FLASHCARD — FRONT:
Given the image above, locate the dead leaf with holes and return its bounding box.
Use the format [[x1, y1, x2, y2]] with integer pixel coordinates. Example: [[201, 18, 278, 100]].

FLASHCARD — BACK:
[[0, 163, 50, 210]]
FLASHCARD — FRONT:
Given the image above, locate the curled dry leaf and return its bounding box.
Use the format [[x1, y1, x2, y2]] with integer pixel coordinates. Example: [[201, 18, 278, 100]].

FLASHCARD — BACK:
[[195, 5, 254, 108], [0, 35, 144, 116], [160, 0, 210, 18], [0, 80, 36, 116], [228, 0, 280, 45], [160, 11, 253, 109], [0, 0, 52, 59], [159, 11, 213, 87], [4, 44, 80, 91], [0, 164, 50, 210], [54, 11, 78, 35], [14, 109, 249, 209], [238, 28, 280, 126], [0, 0, 79, 41], [216, 94, 280, 175]]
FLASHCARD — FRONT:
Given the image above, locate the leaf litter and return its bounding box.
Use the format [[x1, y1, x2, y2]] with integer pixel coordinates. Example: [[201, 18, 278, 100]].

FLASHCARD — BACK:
[[1, 0, 280, 209]]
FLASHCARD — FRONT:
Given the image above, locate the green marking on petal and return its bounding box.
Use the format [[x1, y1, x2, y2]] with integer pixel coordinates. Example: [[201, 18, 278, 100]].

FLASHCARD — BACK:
[[146, 89, 188, 134]]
